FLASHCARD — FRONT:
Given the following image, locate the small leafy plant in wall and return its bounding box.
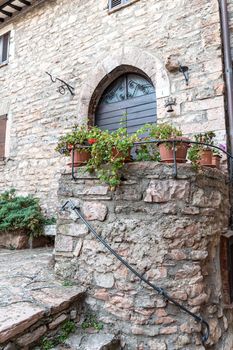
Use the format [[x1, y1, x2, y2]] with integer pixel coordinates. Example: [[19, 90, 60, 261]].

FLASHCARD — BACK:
[[62, 279, 76, 287], [41, 320, 76, 350], [81, 313, 104, 332]]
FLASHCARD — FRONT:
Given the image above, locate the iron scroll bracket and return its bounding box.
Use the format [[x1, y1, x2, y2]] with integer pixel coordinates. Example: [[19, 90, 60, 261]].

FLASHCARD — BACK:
[[179, 63, 189, 85], [46, 72, 75, 96]]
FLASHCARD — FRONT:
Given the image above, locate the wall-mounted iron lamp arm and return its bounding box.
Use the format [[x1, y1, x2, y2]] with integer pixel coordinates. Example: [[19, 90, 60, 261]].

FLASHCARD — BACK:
[[46, 72, 75, 96], [178, 64, 189, 86]]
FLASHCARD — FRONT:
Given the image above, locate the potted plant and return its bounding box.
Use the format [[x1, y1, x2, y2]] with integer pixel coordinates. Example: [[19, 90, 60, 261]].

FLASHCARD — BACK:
[[212, 149, 222, 169], [199, 132, 215, 166], [87, 127, 136, 189], [187, 144, 202, 169], [188, 131, 216, 168], [55, 125, 94, 167], [144, 123, 190, 163]]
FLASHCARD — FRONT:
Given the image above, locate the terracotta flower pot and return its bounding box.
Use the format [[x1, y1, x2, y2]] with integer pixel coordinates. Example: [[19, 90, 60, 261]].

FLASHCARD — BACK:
[[212, 154, 221, 169], [159, 138, 190, 163], [112, 147, 131, 163], [199, 149, 213, 166], [68, 149, 91, 167]]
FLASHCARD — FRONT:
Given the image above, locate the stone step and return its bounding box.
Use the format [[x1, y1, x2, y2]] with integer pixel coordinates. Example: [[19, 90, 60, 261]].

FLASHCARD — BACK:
[[0, 248, 86, 349], [53, 331, 121, 350]]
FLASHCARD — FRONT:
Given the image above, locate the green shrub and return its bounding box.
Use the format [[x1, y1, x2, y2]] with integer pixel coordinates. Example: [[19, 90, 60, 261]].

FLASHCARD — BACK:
[[0, 189, 54, 237]]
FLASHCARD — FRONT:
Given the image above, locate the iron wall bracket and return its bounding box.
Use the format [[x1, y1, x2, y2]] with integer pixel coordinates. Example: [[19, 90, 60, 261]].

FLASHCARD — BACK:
[[46, 71, 75, 96]]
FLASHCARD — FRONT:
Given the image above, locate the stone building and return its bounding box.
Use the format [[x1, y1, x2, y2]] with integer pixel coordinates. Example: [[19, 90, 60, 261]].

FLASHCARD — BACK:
[[1, 0, 233, 349], [0, 0, 232, 213]]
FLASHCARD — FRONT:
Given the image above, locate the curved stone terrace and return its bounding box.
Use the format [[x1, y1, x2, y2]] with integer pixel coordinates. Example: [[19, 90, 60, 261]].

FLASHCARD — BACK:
[[0, 248, 85, 348]]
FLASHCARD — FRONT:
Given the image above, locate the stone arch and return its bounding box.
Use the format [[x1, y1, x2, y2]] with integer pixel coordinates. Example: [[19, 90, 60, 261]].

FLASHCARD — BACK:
[[77, 47, 171, 122]]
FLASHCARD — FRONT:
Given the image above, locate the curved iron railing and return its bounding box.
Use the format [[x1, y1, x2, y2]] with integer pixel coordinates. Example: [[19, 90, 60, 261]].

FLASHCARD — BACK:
[[70, 140, 233, 182], [136, 140, 233, 182], [61, 199, 210, 344]]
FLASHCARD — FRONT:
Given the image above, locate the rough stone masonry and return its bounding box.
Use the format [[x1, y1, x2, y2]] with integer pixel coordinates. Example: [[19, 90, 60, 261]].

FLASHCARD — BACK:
[[54, 162, 232, 349], [0, 0, 230, 213]]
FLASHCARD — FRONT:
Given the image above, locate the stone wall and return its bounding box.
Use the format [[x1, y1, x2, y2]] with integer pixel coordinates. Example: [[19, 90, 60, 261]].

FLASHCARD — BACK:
[[0, 300, 83, 349], [0, 0, 227, 212], [54, 163, 232, 350]]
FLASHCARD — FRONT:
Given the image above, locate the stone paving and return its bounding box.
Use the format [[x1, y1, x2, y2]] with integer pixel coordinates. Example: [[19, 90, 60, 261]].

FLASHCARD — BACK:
[[0, 248, 85, 346], [52, 332, 120, 350]]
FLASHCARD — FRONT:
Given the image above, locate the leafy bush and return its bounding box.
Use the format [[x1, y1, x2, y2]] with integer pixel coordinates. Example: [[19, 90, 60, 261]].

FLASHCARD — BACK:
[[0, 189, 54, 237]]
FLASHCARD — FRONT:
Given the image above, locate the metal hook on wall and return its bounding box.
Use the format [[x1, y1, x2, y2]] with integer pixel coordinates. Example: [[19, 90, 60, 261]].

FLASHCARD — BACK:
[[178, 63, 189, 86], [46, 72, 75, 96]]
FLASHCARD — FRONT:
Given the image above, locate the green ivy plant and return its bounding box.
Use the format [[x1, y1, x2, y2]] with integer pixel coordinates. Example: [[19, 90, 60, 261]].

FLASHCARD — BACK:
[[56, 125, 137, 188], [0, 189, 54, 237], [41, 338, 54, 350], [62, 279, 76, 287], [87, 127, 137, 189], [187, 144, 202, 169], [55, 124, 98, 155]]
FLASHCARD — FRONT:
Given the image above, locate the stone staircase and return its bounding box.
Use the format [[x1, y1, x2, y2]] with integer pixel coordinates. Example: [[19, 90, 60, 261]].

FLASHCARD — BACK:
[[0, 248, 121, 350], [53, 332, 121, 350]]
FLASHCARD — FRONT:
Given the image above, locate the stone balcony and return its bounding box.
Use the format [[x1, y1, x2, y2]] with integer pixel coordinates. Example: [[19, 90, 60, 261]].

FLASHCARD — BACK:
[[54, 162, 231, 350]]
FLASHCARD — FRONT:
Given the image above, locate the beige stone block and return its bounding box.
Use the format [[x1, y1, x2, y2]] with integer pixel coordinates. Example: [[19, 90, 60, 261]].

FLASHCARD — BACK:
[[0, 232, 29, 249], [30, 287, 85, 315], [192, 188, 222, 208], [155, 316, 175, 325], [83, 202, 108, 221], [148, 338, 167, 350], [94, 272, 114, 288], [102, 50, 124, 75], [73, 239, 83, 257], [188, 293, 208, 306], [208, 318, 222, 345], [144, 179, 190, 203], [159, 326, 178, 335], [48, 314, 67, 330], [0, 304, 44, 343], [58, 223, 88, 237], [94, 289, 110, 301], [55, 235, 73, 252], [17, 325, 47, 346], [72, 185, 109, 196], [182, 96, 224, 113]]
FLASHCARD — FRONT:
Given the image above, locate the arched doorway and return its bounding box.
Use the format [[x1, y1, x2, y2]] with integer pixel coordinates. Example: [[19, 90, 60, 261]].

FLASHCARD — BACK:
[[95, 73, 156, 134]]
